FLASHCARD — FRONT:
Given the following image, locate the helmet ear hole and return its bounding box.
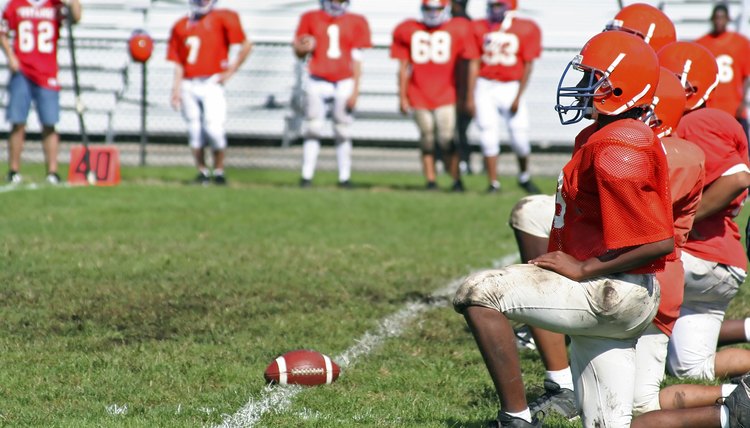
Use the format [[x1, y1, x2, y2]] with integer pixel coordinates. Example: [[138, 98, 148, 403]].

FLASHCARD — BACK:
[[613, 87, 624, 96]]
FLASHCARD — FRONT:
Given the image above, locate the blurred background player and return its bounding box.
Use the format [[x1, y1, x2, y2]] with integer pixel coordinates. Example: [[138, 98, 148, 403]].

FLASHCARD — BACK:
[[695, 2, 750, 142], [455, 31, 673, 427], [391, 0, 479, 191], [451, 0, 474, 176], [473, 0, 541, 194], [293, 0, 371, 188], [168, 0, 252, 186], [0, 0, 82, 185]]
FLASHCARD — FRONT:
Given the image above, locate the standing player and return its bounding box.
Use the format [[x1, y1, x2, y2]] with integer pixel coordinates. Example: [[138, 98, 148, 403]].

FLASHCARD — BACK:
[[167, 0, 253, 185], [454, 31, 673, 427], [293, 0, 371, 188], [0, 0, 81, 184], [473, 0, 541, 194], [451, 0, 474, 176], [391, 0, 479, 191], [696, 3, 750, 140]]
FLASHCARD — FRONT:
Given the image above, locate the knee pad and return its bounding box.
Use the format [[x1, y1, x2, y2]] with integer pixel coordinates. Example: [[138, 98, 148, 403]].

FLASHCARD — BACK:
[[420, 132, 436, 155], [204, 124, 227, 150]]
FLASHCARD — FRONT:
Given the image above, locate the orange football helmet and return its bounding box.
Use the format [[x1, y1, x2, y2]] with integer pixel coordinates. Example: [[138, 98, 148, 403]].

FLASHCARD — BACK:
[[645, 67, 687, 138], [128, 30, 153, 63], [657, 41, 719, 111], [606, 3, 676, 52], [556, 31, 660, 125]]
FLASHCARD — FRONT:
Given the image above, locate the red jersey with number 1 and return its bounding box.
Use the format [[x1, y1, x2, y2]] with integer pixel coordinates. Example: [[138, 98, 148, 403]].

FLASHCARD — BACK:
[[295, 10, 371, 82], [549, 119, 673, 274], [474, 13, 541, 82], [696, 31, 750, 119], [1, 0, 64, 90], [391, 18, 480, 110], [167, 9, 246, 79]]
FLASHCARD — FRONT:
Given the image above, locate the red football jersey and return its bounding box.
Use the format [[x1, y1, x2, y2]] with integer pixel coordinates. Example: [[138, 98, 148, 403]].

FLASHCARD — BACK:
[[391, 18, 480, 110], [696, 31, 750, 119], [474, 14, 541, 82], [676, 107, 749, 268], [167, 9, 246, 79], [653, 136, 705, 336], [549, 119, 674, 274], [1, 0, 64, 90], [295, 10, 371, 82]]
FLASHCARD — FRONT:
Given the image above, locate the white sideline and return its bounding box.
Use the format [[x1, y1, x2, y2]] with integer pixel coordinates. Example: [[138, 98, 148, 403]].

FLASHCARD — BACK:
[[214, 253, 519, 428]]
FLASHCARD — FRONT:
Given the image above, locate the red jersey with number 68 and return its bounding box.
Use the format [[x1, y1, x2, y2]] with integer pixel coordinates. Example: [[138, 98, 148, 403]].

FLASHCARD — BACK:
[[549, 119, 674, 274], [295, 10, 371, 82], [695, 31, 750, 119], [391, 18, 480, 110], [1, 0, 64, 90], [474, 14, 541, 82], [167, 9, 246, 79]]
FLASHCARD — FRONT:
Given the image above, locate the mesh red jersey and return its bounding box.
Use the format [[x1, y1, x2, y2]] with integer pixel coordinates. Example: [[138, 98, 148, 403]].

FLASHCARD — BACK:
[[295, 10, 371, 82], [654, 136, 705, 336], [696, 31, 750, 119], [473, 14, 541, 82], [0, 0, 64, 90], [167, 9, 246, 79], [549, 119, 674, 274], [391, 18, 480, 110], [676, 107, 749, 268]]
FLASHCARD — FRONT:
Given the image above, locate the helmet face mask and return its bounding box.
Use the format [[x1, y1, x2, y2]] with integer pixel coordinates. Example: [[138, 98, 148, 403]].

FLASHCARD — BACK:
[[189, 0, 215, 18], [487, 0, 513, 23], [556, 60, 612, 125], [321, 0, 349, 17], [421, 0, 450, 27]]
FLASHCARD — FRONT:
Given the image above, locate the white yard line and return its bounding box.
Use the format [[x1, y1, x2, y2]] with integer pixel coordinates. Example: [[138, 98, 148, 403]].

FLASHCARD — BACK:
[[214, 253, 519, 428]]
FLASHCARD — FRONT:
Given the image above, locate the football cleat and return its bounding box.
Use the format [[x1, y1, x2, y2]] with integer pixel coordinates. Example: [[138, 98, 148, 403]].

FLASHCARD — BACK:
[[195, 172, 210, 186], [528, 380, 580, 421], [213, 174, 227, 186], [6, 171, 22, 184], [46, 172, 61, 185]]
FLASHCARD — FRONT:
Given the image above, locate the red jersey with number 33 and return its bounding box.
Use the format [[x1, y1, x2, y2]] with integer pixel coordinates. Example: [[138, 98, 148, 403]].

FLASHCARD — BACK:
[[295, 10, 371, 82], [550, 119, 674, 274], [1, 0, 64, 90], [474, 14, 541, 82], [391, 18, 480, 110], [167, 9, 246, 79]]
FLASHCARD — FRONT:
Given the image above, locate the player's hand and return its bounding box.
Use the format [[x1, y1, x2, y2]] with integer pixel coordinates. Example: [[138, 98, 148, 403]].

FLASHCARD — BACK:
[[217, 69, 235, 85], [736, 104, 747, 119], [170, 89, 181, 111], [464, 98, 476, 117], [294, 36, 316, 56], [399, 97, 411, 115], [7, 54, 19, 73], [529, 251, 587, 281], [346, 93, 358, 112], [510, 97, 521, 116]]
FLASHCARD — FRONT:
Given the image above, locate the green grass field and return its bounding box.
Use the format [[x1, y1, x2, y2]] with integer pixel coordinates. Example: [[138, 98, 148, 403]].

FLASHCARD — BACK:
[[1, 165, 748, 427]]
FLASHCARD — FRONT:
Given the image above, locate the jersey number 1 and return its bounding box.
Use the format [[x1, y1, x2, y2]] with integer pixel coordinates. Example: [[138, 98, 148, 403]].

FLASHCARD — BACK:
[[185, 35, 201, 64], [18, 20, 54, 54], [326, 24, 341, 59]]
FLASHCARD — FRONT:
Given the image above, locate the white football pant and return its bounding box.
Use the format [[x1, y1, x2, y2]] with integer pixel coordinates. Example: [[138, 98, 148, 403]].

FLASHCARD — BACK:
[[180, 75, 228, 150], [474, 77, 530, 158]]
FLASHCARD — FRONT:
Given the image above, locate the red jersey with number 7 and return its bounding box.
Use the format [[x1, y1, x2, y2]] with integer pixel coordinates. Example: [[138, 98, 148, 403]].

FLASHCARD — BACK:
[[474, 13, 541, 82], [295, 10, 371, 83], [1, 0, 65, 90], [167, 9, 246, 79], [391, 18, 480, 110]]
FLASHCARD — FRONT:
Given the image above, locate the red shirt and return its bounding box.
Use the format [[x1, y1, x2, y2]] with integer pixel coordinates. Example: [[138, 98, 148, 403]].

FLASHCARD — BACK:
[[391, 18, 480, 109], [1, 0, 64, 90], [474, 14, 541, 82], [676, 108, 749, 268], [549, 119, 673, 274], [167, 9, 246, 79], [696, 31, 750, 119], [654, 136, 705, 336], [295, 10, 371, 82]]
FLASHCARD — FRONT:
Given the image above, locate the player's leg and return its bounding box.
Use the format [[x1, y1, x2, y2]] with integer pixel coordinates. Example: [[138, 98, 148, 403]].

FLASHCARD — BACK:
[[413, 109, 438, 188], [202, 79, 228, 184], [332, 78, 355, 186], [632, 324, 669, 416], [475, 78, 502, 192], [630, 404, 722, 427], [6, 72, 33, 183], [434, 104, 462, 191], [456, 110, 473, 175], [33, 82, 61, 183], [503, 84, 539, 194], [300, 78, 332, 186], [180, 80, 210, 184]]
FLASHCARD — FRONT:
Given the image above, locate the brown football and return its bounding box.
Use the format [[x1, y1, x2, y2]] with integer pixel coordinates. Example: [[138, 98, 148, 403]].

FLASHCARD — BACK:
[[264, 349, 340, 386]]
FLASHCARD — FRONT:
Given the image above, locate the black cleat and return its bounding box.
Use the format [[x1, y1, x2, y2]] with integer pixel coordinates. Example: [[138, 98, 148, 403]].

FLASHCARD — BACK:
[[487, 182, 501, 194], [519, 179, 541, 195], [425, 181, 438, 191], [213, 174, 227, 185], [195, 172, 210, 186], [725, 373, 750, 427], [488, 410, 544, 427], [6, 171, 21, 184], [451, 179, 465, 193], [338, 180, 352, 189], [299, 178, 312, 188], [46, 172, 61, 185], [528, 380, 579, 421]]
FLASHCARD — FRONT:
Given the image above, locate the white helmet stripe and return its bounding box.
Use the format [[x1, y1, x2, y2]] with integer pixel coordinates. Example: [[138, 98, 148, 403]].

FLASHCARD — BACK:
[[605, 53, 626, 77], [612, 83, 652, 115], [276, 356, 288, 385], [680, 59, 692, 88], [323, 355, 333, 384], [644, 23, 655, 44]]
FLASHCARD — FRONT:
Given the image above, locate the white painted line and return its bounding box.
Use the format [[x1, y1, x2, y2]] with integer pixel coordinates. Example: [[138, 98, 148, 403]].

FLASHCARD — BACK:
[[214, 253, 519, 428]]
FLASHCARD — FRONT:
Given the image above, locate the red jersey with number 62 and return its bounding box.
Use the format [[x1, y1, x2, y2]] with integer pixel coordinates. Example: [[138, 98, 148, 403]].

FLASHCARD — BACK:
[[1, 0, 64, 90], [474, 14, 541, 82], [391, 18, 480, 110], [549, 119, 673, 274], [295, 10, 371, 82], [167, 9, 246, 79]]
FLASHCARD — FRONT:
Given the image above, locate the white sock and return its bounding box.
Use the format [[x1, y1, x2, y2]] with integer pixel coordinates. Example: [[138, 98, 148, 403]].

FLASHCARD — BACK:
[[336, 139, 352, 182], [547, 367, 574, 391], [213, 168, 224, 176], [721, 403, 730, 428], [744, 318, 750, 342], [301, 139, 320, 180], [506, 408, 532, 423]]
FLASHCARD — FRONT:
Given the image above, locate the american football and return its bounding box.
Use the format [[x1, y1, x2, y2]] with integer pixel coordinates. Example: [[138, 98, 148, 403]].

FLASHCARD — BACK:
[[264, 349, 341, 386]]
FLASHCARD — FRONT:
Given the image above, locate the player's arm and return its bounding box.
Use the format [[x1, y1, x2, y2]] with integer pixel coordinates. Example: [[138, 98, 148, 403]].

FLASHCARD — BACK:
[[347, 53, 363, 111], [511, 60, 533, 115], [464, 58, 479, 117], [693, 170, 750, 223], [0, 28, 17, 73], [292, 33, 315, 59], [530, 237, 675, 281], [397, 59, 410, 115], [738, 76, 750, 119], [219, 38, 253, 84], [170, 62, 184, 111], [60, 0, 82, 23]]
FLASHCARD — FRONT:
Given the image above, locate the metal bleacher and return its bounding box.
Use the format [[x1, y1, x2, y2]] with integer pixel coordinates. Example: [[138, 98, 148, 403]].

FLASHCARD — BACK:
[[0, 0, 746, 149]]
